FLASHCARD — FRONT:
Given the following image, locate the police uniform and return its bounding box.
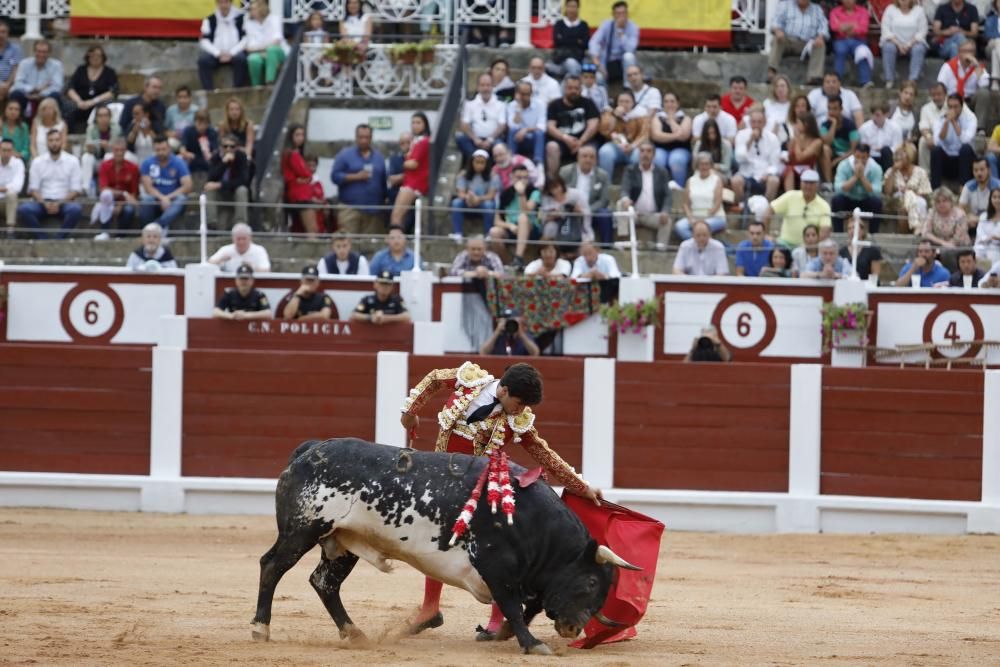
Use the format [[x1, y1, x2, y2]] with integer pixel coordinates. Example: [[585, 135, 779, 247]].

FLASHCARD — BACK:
[[217, 288, 269, 313], [293, 291, 336, 318], [354, 293, 407, 316]]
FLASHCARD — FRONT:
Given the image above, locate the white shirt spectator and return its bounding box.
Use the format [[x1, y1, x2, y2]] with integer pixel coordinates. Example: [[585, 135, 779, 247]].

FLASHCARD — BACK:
[[571, 253, 621, 279], [932, 113, 976, 156], [245, 12, 289, 54], [692, 110, 738, 142], [631, 84, 663, 112], [199, 8, 247, 58], [341, 13, 371, 40], [918, 99, 977, 135], [763, 98, 791, 136], [505, 98, 546, 133], [318, 254, 370, 276], [890, 106, 916, 137], [462, 93, 507, 139], [859, 117, 904, 153], [525, 257, 572, 276], [520, 73, 562, 109], [733, 127, 782, 180], [0, 154, 25, 199], [880, 4, 928, 46], [807, 86, 863, 126], [28, 151, 82, 200], [209, 242, 272, 273], [937, 60, 989, 99], [673, 237, 729, 276]]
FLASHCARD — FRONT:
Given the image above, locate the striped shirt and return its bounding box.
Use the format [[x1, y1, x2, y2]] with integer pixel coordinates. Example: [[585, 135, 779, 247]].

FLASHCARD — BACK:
[[772, 1, 830, 42]]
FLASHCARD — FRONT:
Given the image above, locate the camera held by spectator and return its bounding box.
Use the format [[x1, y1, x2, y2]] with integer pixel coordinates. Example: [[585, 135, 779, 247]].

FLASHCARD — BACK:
[[480, 307, 540, 357], [685, 325, 732, 363]]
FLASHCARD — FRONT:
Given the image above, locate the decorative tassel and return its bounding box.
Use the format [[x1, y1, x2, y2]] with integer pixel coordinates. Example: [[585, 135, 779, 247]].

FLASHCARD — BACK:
[[487, 454, 501, 514], [449, 462, 490, 546], [498, 452, 515, 526]]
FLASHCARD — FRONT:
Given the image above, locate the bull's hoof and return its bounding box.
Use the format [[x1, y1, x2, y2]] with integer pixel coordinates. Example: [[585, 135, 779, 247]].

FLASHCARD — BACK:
[[475, 625, 496, 641], [406, 611, 444, 635], [495, 621, 514, 641], [525, 642, 553, 656], [339, 624, 367, 642], [251, 622, 270, 642]]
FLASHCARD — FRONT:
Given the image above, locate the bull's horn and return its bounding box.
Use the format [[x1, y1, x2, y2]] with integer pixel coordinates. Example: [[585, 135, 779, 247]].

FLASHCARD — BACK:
[[595, 545, 641, 571]]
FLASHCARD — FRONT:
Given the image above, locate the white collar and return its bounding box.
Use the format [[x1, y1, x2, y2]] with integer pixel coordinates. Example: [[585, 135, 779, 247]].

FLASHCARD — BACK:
[[562, 18, 581, 27]]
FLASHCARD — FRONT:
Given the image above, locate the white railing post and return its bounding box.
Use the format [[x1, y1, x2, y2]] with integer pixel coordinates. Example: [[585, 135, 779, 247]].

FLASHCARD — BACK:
[[199, 193, 208, 265], [413, 198, 423, 271], [628, 206, 639, 277], [514, 0, 532, 48], [23, 0, 43, 41], [271, 0, 284, 21], [763, 0, 778, 54], [375, 351, 409, 447], [582, 357, 616, 490], [777, 363, 823, 532], [982, 370, 1000, 505], [144, 315, 187, 512]]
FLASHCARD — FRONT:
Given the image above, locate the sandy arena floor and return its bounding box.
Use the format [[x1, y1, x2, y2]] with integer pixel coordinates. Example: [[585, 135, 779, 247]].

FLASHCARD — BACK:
[[1, 508, 999, 666]]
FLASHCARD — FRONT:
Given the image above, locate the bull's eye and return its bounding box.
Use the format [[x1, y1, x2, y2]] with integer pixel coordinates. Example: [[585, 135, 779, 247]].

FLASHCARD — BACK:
[[588, 576, 599, 590]]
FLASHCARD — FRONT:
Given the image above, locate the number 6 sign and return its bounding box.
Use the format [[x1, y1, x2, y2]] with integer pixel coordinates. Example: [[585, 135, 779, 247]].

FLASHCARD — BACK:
[[59, 285, 125, 343], [710, 295, 777, 354]]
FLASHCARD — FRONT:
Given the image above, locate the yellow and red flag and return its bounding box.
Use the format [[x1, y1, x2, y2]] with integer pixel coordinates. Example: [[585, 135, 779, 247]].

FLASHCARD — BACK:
[[71, 0, 238, 38]]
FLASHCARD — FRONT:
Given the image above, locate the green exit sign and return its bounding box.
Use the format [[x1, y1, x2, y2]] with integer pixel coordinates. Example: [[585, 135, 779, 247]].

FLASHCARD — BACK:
[[369, 116, 393, 130]]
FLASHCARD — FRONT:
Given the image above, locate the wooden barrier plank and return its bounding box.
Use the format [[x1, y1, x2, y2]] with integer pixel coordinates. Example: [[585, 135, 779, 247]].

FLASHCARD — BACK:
[[0, 430, 151, 455], [184, 350, 379, 374], [616, 403, 789, 429], [0, 345, 151, 368], [821, 408, 981, 437], [822, 387, 983, 415], [615, 467, 787, 491], [0, 388, 150, 412], [822, 431, 982, 458], [821, 473, 980, 501], [0, 451, 149, 475], [823, 367, 984, 393], [615, 383, 790, 408], [184, 372, 375, 397], [183, 414, 373, 439], [616, 425, 788, 450], [0, 367, 152, 389], [182, 455, 289, 478], [617, 361, 790, 386], [612, 444, 788, 472], [823, 451, 982, 481], [0, 409, 150, 433]]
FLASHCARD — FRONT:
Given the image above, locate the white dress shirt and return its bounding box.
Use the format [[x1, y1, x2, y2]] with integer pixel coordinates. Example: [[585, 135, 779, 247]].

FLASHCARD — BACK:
[[807, 87, 863, 125], [635, 167, 656, 214], [859, 118, 904, 152], [574, 168, 593, 201], [462, 93, 507, 139], [673, 238, 730, 276], [571, 253, 622, 279], [209, 242, 272, 272], [506, 99, 546, 132], [937, 60, 990, 99], [317, 254, 370, 276], [28, 151, 82, 200], [519, 73, 562, 109], [199, 9, 247, 57], [692, 110, 738, 142], [932, 113, 976, 156], [631, 84, 663, 111], [733, 128, 782, 180], [245, 14, 289, 54], [0, 155, 25, 199]]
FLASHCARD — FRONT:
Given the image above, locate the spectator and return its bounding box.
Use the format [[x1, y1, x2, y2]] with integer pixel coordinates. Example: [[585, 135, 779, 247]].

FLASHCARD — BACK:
[[303, 10, 330, 44], [988, 0, 1000, 86], [126, 222, 177, 271], [547, 0, 590, 79], [331, 123, 387, 235], [922, 187, 971, 254], [684, 325, 732, 362], [722, 76, 755, 126], [179, 109, 219, 177], [205, 133, 251, 230], [351, 271, 410, 324], [987, 118, 1000, 179], [975, 187, 1000, 262], [808, 72, 864, 127], [282, 265, 336, 320], [81, 105, 122, 196], [479, 308, 539, 356], [139, 135, 192, 234], [165, 86, 199, 140], [890, 80, 919, 140], [520, 57, 562, 110], [692, 94, 738, 144], [386, 131, 411, 222], [768, 0, 829, 85], [571, 239, 622, 279], [318, 231, 370, 275], [245, 0, 288, 86], [801, 238, 852, 278], [506, 81, 546, 166], [92, 138, 139, 240], [218, 97, 255, 158], [833, 143, 883, 231], [736, 220, 775, 277], [491, 142, 542, 191], [766, 170, 834, 247], [676, 152, 726, 240], [0, 19, 21, 109], [9, 40, 62, 117], [783, 111, 823, 191], [959, 157, 1000, 230], [760, 246, 794, 277], [895, 239, 952, 285], [1, 99, 29, 163], [389, 112, 431, 230], [672, 220, 729, 275], [937, 39, 991, 131], [119, 76, 165, 133], [859, 103, 904, 171], [198, 0, 248, 91], [881, 0, 929, 88], [490, 163, 541, 269], [488, 58, 516, 101], [545, 74, 600, 176], [587, 0, 639, 86], [597, 90, 649, 177], [540, 174, 591, 243], [930, 93, 976, 188], [300, 154, 327, 233], [830, 0, 872, 87], [580, 62, 610, 113], [456, 73, 507, 162], [0, 137, 24, 233], [560, 144, 612, 244], [783, 94, 813, 145], [918, 82, 949, 170], [651, 92, 692, 185], [624, 64, 662, 114], [618, 143, 672, 249], [526, 239, 573, 276], [339, 0, 372, 53], [791, 223, 821, 274], [931, 0, 979, 60], [979, 259, 1000, 287], [883, 143, 932, 232], [281, 123, 321, 236], [840, 216, 883, 280], [948, 248, 985, 285], [125, 102, 159, 165], [449, 235, 505, 278], [693, 118, 733, 183], [29, 97, 65, 162], [820, 96, 859, 183], [370, 224, 415, 277], [17, 129, 81, 239], [209, 221, 271, 272], [213, 264, 271, 319], [63, 45, 118, 134], [763, 75, 793, 139], [450, 148, 499, 241], [733, 108, 782, 203]]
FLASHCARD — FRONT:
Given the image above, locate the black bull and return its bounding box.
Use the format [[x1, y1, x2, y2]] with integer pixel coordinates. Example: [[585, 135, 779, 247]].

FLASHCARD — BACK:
[[252, 438, 639, 654]]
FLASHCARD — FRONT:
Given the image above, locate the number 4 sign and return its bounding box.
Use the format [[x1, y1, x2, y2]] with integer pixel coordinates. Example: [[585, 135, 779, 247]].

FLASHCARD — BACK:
[[922, 305, 985, 359]]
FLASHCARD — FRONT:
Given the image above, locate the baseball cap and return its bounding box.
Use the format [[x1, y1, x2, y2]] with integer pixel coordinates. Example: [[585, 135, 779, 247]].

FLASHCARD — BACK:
[[301, 265, 319, 278], [801, 169, 820, 183], [581, 62, 597, 73], [236, 264, 253, 277], [375, 270, 394, 284]]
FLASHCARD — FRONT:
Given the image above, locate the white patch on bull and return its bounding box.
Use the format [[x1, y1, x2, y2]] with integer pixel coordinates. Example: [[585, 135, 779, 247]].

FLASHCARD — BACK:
[[305, 483, 490, 604]]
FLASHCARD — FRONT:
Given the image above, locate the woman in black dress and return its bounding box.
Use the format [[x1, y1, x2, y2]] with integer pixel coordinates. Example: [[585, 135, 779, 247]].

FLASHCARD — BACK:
[[64, 45, 119, 133]]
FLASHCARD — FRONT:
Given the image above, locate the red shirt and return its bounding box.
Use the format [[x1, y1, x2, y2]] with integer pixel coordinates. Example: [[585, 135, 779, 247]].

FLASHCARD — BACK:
[[98, 158, 139, 198], [721, 93, 755, 125], [402, 135, 430, 194], [282, 150, 314, 203]]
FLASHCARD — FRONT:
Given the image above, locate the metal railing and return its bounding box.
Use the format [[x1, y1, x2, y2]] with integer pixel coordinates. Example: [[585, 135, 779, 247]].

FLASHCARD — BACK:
[[3, 0, 70, 39], [254, 24, 304, 204], [428, 36, 468, 209]]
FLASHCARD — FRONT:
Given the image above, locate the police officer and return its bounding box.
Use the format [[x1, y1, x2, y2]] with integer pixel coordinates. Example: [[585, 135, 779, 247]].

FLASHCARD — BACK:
[[212, 264, 272, 320], [281, 265, 337, 320], [350, 271, 411, 325]]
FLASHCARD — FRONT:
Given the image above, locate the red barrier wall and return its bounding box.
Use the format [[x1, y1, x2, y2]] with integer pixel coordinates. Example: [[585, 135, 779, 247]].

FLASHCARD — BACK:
[[181, 351, 377, 478], [406, 355, 584, 472], [0, 344, 152, 474], [614, 362, 791, 491], [820, 368, 984, 501]]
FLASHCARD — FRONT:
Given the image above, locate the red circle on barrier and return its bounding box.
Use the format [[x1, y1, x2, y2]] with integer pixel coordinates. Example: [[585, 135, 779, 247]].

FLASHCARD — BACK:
[[59, 284, 126, 344], [921, 303, 984, 359], [710, 294, 778, 355]]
